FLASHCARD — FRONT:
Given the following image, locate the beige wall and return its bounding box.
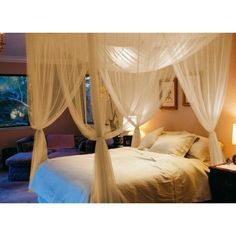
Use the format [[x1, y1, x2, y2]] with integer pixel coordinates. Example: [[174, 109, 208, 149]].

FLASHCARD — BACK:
[[1, 35, 236, 156], [141, 34, 236, 158], [0, 62, 79, 149]]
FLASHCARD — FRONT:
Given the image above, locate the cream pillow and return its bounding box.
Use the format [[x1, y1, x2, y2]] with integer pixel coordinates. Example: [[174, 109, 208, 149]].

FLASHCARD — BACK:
[[139, 127, 164, 149], [188, 135, 223, 166], [162, 130, 189, 135], [150, 133, 197, 157]]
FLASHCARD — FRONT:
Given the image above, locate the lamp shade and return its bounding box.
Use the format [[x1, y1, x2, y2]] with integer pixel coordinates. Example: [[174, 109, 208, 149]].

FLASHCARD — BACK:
[[232, 124, 236, 145]]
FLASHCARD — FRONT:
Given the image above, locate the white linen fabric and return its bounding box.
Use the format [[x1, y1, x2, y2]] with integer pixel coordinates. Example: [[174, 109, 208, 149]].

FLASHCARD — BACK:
[[173, 34, 232, 165], [30, 147, 211, 203]]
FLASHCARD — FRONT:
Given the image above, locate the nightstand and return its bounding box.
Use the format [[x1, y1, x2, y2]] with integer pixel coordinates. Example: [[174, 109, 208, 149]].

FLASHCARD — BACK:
[[209, 164, 236, 203], [123, 135, 133, 146]]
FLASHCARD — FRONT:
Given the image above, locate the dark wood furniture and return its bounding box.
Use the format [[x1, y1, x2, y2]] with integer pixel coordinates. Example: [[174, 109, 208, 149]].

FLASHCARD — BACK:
[[123, 135, 133, 146], [209, 165, 236, 203]]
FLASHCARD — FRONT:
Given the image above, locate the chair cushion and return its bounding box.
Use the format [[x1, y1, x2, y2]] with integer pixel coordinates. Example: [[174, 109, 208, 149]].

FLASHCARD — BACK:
[[6, 152, 32, 167]]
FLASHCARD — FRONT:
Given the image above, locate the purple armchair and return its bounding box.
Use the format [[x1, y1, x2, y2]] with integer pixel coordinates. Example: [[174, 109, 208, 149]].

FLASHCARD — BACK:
[[6, 134, 86, 181]]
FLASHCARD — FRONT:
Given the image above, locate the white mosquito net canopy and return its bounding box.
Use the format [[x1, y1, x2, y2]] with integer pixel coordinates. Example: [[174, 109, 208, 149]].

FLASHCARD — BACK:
[[26, 33, 232, 202]]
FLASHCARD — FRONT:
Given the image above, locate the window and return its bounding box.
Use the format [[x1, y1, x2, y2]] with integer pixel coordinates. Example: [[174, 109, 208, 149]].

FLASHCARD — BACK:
[[85, 74, 119, 130], [0, 75, 29, 128], [85, 75, 93, 123]]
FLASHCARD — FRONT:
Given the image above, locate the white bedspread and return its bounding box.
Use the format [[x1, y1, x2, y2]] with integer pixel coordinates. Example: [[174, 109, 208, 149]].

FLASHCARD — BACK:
[[30, 147, 211, 203]]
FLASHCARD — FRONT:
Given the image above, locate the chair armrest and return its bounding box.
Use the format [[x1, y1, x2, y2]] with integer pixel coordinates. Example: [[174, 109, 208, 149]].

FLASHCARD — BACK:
[[77, 139, 96, 154], [16, 136, 34, 152], [74, 135, 87, 149], [86, 140, 96, 153], [1, 147, 17, 169], [78, 138, 115, 153], [78, 140, 87, 153]]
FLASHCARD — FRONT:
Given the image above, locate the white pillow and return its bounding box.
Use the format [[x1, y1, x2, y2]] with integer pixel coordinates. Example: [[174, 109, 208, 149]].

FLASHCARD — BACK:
[[139, 127, 164, 149], [162, 130, 189, 135], [188, 135, 223, 166], [150, 133, 197, 157]]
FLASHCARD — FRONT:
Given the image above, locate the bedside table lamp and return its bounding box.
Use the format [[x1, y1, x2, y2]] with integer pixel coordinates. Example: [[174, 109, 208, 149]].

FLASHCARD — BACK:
[[232, 124, 236, 145], [123, 116, 136, 135], [231, 124, 236, 164], [122, 116, 137, 146]]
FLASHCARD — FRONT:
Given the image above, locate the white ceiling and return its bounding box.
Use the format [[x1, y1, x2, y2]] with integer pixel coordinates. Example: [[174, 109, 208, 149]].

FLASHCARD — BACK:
[[0, 33, 26, 62]]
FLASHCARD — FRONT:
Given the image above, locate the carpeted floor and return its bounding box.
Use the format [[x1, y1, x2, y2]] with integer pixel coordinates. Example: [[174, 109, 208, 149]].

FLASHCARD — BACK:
[[0, 167, 37, 203]]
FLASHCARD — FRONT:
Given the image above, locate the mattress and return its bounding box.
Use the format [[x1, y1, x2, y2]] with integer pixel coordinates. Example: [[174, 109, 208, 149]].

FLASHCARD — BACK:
[[30, 147, 211, 203]]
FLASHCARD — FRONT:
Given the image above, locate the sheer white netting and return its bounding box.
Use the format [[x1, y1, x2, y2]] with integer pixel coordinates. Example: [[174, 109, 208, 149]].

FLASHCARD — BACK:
[[26, 33, 232, 202], [173, 34, 232, 165], [53, 34, 124, 202], [26, 34, 69, 182], [95, 33, 218, 72], [95, 33, 219, 147], [100, 67, 175, 147]]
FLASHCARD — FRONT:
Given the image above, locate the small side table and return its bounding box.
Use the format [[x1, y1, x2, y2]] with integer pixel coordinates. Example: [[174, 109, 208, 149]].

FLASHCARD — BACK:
[[209, 164, 236, 203]]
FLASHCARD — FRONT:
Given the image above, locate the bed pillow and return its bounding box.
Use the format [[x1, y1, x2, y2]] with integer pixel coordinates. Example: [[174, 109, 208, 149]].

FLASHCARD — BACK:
[[162, 130, 189, 135], [187, 135, 223, 165], [139, 127, 164, 149], [150, 133, 197, 157]]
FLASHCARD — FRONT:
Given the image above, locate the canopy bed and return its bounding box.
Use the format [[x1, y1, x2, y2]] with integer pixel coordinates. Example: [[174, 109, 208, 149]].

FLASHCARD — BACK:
[[26, 33, 232, 203], [30, 129, 213, 203]]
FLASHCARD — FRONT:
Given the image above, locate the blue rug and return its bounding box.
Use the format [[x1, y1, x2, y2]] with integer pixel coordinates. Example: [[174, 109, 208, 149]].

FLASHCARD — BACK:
[[0, 168, 37, 203]]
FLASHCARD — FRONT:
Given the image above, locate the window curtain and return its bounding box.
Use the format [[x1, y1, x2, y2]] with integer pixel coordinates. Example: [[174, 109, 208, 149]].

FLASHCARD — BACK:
[[173, 34, 232, 165], [26, 34, 69, 181]]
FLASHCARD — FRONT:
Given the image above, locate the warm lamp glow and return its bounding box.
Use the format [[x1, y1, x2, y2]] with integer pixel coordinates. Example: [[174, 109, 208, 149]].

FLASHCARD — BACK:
[[123, 116, 137, 132], [232, 124, 236, 145]]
